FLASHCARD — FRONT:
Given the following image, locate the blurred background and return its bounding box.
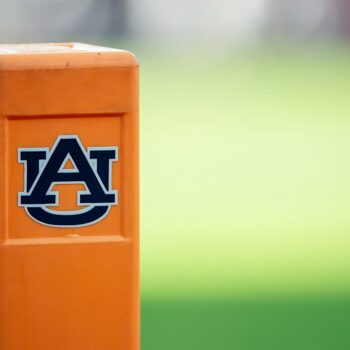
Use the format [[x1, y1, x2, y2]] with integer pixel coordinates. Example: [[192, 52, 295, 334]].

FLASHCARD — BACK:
[[2, 0, 350, 348]]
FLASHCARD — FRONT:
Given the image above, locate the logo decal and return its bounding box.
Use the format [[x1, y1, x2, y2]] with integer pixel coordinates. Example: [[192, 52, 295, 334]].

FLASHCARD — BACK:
[[18, 135, 118, 227]]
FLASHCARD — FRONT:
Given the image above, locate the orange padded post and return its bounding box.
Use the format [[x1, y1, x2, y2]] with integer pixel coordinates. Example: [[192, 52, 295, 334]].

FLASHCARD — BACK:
[[0, 43, 139, 350]]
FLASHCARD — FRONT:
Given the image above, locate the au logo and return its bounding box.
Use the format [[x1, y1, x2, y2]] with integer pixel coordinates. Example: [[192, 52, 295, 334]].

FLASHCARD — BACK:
[[18, 135, 118, 227]]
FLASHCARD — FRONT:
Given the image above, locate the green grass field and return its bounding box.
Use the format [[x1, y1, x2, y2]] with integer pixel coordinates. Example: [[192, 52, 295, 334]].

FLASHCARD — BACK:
[[138, 46, 350, 349], [142, 297, 350, 350]]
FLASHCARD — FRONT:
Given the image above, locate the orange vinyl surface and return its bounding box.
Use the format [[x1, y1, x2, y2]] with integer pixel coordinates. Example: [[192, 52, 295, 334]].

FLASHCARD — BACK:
[[0, 43, 139, 350]]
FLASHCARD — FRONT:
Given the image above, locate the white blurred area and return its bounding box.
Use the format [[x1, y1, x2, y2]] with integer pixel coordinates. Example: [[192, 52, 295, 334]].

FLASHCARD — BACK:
[[0, 0, 348, 45], [129, 0, 339, 46], [128, 0, 269, 46]]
